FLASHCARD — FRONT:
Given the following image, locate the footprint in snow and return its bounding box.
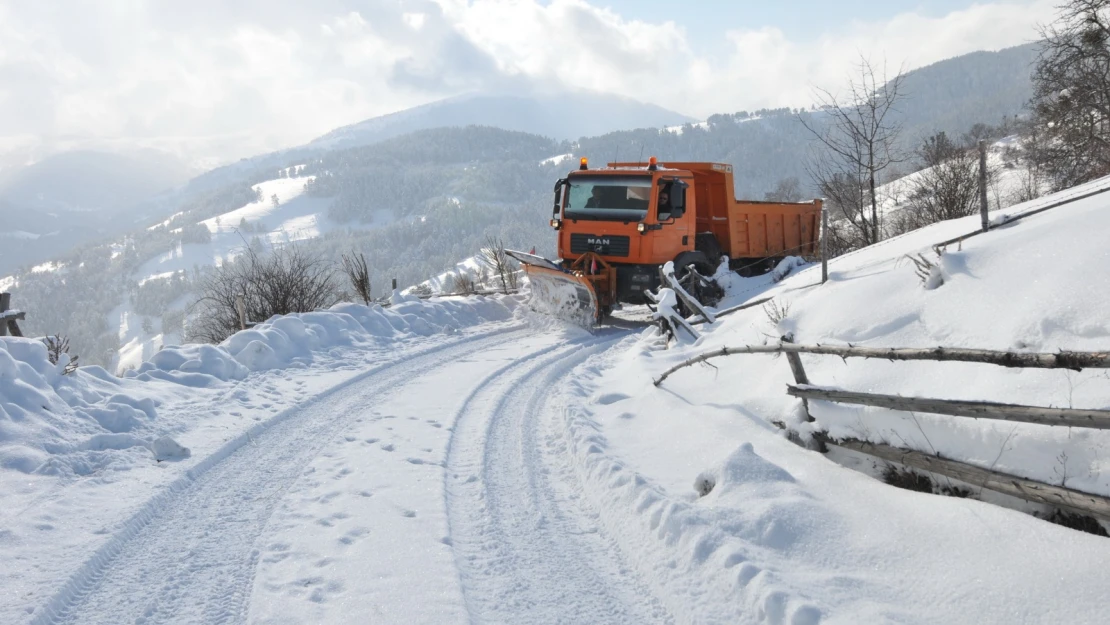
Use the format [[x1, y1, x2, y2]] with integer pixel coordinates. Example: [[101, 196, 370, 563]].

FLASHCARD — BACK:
[[593, 392, 630, 405], [339, 527, 371, 545], [401, 509, 416, 518], [380, 443, 395, 452]]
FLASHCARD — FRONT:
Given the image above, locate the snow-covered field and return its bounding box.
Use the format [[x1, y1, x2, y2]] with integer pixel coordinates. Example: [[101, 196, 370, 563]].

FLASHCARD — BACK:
[[3, 175, 1110, 624]]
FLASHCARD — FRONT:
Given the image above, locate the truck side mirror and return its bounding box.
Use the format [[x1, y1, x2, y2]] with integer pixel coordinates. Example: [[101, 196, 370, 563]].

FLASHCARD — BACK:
[[552, 178, 566, 218]]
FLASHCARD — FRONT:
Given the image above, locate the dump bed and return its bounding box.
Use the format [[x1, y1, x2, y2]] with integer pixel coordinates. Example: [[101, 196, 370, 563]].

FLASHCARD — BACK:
[[662, 162, 822, 260], [726, 199, 821, 259]]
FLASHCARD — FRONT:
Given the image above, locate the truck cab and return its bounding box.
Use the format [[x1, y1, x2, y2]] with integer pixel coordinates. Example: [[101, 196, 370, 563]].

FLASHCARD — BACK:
[[550, 158, 699, 304]]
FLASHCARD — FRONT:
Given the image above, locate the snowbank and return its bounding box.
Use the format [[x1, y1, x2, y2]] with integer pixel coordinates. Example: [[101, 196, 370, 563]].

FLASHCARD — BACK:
[[2, 294, 520, 475], [127, 295, 520, 383], [0, 337, 176, 475]]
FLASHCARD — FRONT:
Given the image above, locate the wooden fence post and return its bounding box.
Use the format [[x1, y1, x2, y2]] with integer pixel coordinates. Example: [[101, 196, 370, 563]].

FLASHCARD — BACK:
[[0, 293, 8, 337], [821, 207, 829, 284], [392, 278, 398, 291], [781, 334, 813, 422], [979, 140, 989, 233]]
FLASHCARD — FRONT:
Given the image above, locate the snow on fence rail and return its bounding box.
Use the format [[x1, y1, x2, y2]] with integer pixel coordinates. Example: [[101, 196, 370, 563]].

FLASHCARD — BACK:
[[653, 335, 1110, 524], [0, 292, 26, 337]]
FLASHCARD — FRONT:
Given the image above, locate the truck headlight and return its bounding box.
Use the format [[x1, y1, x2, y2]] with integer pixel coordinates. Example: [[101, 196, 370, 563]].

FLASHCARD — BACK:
[[550, 219, 561, 230], [637, 223, 647, 233]]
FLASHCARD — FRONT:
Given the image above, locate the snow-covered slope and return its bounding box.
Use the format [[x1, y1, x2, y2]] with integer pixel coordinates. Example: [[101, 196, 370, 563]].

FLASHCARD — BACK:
[[556, 175, 1110, 621], [878, 135, 1039, 225]]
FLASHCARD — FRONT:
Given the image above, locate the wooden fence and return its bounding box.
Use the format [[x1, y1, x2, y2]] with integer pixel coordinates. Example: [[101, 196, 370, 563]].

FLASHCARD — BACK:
[[0, 292, 25, 337], [654, 335, 1110, 525]]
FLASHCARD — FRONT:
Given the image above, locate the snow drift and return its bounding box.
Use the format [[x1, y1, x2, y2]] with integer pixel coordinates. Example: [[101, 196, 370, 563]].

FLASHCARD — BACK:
[[1, 294, 520, 475]]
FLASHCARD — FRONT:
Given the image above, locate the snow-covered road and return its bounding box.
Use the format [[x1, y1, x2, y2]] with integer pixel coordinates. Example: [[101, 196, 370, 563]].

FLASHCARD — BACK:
[[30, 323, 666, 624], [446, 331, 671, 623]]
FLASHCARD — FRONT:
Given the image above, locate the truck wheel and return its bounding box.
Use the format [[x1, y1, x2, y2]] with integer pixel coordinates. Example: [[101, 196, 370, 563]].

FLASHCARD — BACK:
[[669, 251, 723, 312], [672, 251, 714, 277], [695, 233, 723, 268]]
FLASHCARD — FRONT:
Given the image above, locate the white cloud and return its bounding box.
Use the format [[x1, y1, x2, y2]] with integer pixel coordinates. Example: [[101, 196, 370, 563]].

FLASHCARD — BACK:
[[0, 0, 1058, 166]]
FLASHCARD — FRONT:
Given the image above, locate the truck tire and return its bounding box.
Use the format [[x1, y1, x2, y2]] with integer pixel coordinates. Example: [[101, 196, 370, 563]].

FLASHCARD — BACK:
[[672, 250, 714, 277], [694, 233, 723, 267]]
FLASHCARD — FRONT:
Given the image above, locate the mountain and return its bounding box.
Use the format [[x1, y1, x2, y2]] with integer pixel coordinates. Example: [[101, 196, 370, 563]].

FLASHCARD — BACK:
[[1, 42, 1046, 371], [0, 149, 194, 274], [309, 91, 696, 151], [896, 42, 1039, 141]]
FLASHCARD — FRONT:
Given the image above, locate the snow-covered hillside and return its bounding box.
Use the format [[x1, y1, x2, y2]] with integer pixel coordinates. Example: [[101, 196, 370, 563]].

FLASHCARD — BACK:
[[3, 175, 1110, 624], [113, 175, 353, 373], [544, 175, 1110, 622], [879, 135, 1039, 224]]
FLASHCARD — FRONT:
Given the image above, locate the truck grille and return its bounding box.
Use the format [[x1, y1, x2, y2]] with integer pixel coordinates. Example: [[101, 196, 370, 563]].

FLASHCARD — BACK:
[[570, 233, 631, 257]]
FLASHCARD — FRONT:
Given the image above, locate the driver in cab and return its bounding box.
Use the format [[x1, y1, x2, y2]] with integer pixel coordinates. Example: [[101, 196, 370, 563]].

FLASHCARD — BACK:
[[657, 185, 672, 220]]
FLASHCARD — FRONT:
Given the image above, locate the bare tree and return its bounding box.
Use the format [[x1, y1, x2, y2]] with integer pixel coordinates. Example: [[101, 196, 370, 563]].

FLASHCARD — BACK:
[[341, 251, 372, 305], [451, 272, 477, 295], [763, 177, 804, 202], [1030, 0, 1110, 188], [801, 56, 907, 247], [188, 244, 340, 343], [42, 335, 79, 375], [890, 132, 982, 234], [479, 235, 518, 294]]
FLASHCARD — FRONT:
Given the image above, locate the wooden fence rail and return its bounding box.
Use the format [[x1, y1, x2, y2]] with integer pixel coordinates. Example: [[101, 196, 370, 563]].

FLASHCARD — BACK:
[[825, 437, 1110, 521], [652, 334, 1110, 528], [787, 386, 1110, 430], [653, 342, 1110, 386]]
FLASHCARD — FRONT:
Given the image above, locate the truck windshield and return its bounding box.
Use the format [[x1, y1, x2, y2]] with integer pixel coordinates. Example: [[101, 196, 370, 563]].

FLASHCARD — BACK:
[[564, 175, 651, 221]]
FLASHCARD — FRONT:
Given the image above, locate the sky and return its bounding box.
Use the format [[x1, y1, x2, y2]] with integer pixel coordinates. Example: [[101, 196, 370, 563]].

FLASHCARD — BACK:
[[0, 0, 1059, 166]]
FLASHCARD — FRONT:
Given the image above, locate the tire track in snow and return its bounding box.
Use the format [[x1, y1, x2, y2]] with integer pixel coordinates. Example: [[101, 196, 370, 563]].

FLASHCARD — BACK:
[[27, 326, 528, 625], [445, 330, 673, 624]]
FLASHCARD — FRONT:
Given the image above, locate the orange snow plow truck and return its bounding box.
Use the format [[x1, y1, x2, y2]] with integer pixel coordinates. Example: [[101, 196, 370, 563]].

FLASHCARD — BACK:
[[507, 158, 822, 325]]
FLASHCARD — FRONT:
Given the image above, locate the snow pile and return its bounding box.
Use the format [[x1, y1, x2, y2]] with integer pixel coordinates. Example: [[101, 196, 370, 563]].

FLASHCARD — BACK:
[[124, 295, 519, 382], [0, 337, 182, 474], [4, 294, 519, 475]]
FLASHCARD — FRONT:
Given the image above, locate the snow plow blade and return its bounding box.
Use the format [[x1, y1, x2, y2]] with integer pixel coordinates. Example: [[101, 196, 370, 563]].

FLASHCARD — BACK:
[[507, 250, 599, 327]]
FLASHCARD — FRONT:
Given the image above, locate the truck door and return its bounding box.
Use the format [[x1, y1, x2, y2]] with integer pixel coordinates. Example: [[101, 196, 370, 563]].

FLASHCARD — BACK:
[[651, 178, 692, 262]]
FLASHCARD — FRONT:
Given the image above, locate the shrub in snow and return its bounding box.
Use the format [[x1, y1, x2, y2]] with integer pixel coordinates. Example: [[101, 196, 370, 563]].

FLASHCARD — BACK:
[[42, 335, 79, 375], [771, 256, 808, 283], [188, 244, 341, 344], [904, 252, 945, 289], [694, 472, 716, 497]]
